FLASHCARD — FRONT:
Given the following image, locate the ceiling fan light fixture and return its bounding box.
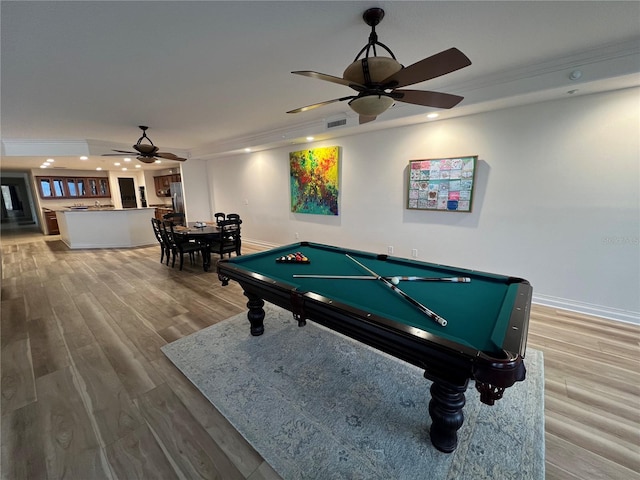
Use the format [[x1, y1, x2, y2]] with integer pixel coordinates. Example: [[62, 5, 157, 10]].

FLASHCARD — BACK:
[[343, 57, 402, 85], [348, 95, 394, 116], [287, 7, 471, 122]]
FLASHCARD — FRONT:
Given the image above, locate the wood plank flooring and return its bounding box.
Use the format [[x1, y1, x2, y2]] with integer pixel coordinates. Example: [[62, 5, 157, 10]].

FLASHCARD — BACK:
[[1, 227, 639, 479]]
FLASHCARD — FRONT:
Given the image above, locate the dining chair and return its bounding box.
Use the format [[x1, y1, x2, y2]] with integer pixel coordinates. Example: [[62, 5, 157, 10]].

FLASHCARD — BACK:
[[163, 221, 203, 270], [214, 212, 226, 224], [226, 213, 240, 222], [151, 218, 169, 264], [158, 221, 177, 266], [210, 219, 242, 259]]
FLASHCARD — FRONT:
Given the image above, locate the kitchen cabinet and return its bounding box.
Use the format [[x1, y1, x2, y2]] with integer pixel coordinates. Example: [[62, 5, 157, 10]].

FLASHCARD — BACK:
[[155, 207, 173, 221], [37, 175, 110, 199], [43, 209, 59, 235], [153, 174, 181, 197], [38, 177, 66, 198]]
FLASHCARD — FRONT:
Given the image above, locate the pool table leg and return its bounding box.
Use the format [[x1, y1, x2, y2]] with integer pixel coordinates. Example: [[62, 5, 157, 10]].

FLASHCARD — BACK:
[[428, 380, 468, 453], [244, 292, 265, 336]]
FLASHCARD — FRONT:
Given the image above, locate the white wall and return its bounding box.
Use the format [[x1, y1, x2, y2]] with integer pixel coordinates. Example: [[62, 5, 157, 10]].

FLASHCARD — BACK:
[[181, 158, 211, 223], [206, 88, 640, 323]]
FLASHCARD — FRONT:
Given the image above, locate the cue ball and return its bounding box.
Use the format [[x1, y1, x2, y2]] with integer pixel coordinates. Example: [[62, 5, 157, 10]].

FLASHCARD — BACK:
[[391, 277, 400, 285]]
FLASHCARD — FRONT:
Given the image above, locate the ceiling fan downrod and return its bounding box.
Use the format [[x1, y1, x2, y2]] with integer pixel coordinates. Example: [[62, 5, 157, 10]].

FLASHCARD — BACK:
[[353, 8, 397, 62], [135, 125, 155, 146]]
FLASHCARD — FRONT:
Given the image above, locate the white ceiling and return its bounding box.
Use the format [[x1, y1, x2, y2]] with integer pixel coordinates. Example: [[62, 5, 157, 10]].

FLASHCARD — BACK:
[[1, 1, 639, 172]]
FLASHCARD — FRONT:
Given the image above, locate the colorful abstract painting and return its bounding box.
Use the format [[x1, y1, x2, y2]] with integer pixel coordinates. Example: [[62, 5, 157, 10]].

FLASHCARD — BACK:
[[290, 146, 340, 215]]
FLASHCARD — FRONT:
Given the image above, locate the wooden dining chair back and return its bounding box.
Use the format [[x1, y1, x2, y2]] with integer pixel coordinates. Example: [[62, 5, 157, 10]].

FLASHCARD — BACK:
[[214, 212, 226, 224], [210, 219, 242, 259], [151, 218, 169, 264], [158, 220, 177, 266], [164, 221, 203, 270], [226, 213, 240, 222]]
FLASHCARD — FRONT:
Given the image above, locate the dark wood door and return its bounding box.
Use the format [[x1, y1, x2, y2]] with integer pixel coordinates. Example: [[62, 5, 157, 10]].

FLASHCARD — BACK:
[[118, 178, 137, 208]]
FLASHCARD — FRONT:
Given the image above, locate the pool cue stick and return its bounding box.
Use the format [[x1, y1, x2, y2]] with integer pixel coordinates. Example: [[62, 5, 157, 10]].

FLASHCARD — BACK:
[[391, 276, 470, 283], [344, 254, 448, 327], [292, 274, 470, 283]]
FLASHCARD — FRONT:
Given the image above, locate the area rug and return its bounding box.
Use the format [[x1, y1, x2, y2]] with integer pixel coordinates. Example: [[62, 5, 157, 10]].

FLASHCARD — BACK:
[[162, 303, 545, 480]]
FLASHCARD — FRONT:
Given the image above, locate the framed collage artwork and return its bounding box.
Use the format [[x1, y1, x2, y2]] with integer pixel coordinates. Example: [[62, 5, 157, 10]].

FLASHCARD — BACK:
[[407, 156, 477, 212]]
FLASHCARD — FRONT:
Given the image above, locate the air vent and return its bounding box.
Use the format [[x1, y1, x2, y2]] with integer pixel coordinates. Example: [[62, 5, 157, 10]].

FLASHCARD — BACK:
[[327, 118, 347, 129]]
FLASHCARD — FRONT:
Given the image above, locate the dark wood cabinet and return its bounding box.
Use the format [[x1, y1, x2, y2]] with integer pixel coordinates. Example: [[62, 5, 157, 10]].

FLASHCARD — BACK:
[[154, 174, 181, 197], [37, 175, 110, 199], [155, 207, 173, 221], [38, 177, 66, 198], [43, 209, 59, 235]]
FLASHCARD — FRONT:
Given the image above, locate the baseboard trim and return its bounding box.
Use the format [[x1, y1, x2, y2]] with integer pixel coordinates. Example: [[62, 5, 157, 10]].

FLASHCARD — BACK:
[[243, 238, 281, 249], [533, 293, 639, 325]]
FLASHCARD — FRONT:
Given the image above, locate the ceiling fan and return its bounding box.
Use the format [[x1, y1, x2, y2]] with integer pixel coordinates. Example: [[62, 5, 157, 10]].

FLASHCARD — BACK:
[[102, 126, 187, 164], [287, 8, 472, 124]]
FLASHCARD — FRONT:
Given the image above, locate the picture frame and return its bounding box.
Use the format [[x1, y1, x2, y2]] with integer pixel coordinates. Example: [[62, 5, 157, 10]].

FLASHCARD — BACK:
[[290, 146, 340, 216], [407, 155, 477, 212]]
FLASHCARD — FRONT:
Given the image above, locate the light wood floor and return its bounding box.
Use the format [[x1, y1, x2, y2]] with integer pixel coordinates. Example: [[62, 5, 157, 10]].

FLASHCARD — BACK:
[[1, 227, 639, 479]]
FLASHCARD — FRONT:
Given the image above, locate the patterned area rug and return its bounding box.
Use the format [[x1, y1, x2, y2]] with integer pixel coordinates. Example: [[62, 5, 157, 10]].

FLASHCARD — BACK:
[[162, 303, 545, 480]]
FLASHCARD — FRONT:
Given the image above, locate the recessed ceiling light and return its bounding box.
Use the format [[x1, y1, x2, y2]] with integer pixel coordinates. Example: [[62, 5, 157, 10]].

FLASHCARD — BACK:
[[80, 156, 88, 160], [306, 136, 314, 141], [114, 162, 120, 166], [244, 148, 251, 152], [96, 167, 102, 171], [569, 70, 583, 81], [427, 113, 439, 119]]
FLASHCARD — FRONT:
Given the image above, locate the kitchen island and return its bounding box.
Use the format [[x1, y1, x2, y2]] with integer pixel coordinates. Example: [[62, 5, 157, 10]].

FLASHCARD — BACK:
[[56, 207, 157, 249]]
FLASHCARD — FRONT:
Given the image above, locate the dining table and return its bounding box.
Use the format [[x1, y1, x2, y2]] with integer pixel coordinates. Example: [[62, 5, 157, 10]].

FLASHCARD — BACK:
[[173, 222, 223, 271]]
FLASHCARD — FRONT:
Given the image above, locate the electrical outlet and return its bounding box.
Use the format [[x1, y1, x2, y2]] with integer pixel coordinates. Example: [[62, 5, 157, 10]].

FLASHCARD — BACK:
[[411, 249, 418, 258], [295, 232, 299, 239], [388, 246, 394, 255]]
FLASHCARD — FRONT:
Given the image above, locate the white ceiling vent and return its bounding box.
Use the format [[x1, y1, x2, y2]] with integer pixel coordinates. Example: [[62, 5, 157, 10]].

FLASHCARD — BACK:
[[325, 114, 351, 130], [327, 118, 347, 129]]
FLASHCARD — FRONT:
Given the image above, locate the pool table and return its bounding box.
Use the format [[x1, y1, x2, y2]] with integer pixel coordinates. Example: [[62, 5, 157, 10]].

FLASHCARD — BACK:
[[217, 241, 532, 453]]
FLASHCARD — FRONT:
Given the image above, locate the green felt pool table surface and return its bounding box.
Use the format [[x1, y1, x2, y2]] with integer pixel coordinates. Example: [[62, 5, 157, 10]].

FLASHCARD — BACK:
[[222, 242, 530, 356]]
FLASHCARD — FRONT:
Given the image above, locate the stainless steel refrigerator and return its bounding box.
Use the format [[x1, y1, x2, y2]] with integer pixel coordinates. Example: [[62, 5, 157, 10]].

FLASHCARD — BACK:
[[170, 182, 184, 214]]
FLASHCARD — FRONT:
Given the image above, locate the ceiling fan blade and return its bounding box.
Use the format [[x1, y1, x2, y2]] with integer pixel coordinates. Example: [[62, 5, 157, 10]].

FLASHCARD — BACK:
[[287, 96, 355, 114], [382, 47, 471, 89], [359, 115, 377, 124], [292, 71, 366, 91], [156, 152, 187, 161], [392, 89, 464, 109], [137, 156, 157, 164]]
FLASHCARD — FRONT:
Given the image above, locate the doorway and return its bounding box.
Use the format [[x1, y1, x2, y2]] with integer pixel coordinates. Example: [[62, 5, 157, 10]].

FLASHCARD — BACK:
[[118, 178, 137, 208], [1, 173, 37, 230]]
